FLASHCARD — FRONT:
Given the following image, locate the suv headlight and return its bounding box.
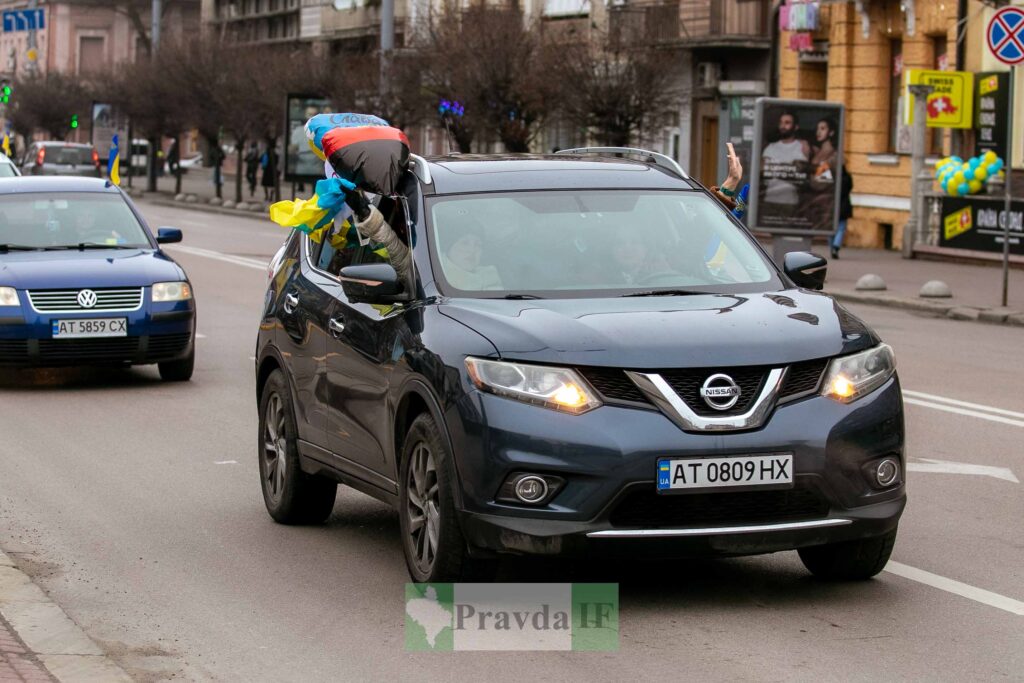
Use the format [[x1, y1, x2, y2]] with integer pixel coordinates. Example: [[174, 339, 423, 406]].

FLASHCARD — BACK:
[[152, 281, 192, 302], [821, 344, 896, 403], [0, 286, 17, 307], [465, 358, 602, 414]]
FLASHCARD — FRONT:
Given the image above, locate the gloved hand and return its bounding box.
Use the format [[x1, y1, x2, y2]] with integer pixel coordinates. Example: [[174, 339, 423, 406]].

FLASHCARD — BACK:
[[344, 187, 371, 222]]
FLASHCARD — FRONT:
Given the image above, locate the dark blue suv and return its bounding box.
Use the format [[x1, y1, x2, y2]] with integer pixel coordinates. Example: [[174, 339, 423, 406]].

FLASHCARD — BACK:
[[0, 177, 195, 380], [256, 150, 905, 582]]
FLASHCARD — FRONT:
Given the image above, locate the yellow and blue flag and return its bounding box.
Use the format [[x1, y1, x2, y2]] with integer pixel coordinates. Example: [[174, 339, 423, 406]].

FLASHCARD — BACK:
[[107, 134, 120, 186], [1, 134, 9, 158]]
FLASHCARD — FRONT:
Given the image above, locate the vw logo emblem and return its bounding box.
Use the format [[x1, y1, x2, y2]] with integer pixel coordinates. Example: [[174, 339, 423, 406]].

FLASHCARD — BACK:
[[77, 289, 98, 309], [700, 373, 741, 411]]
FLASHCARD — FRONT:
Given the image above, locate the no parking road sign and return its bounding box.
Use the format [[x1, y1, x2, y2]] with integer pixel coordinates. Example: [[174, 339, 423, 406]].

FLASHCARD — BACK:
[[987, 6, 1024, 66]]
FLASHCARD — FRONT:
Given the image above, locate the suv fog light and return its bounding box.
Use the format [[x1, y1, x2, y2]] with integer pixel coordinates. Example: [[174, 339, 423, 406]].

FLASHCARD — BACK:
[[496, 473, 565, 506], [875, 458, 900, 487], [514, 476, 548, 503]]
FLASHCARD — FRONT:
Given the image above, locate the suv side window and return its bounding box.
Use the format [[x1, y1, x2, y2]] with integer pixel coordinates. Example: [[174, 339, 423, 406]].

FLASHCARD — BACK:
[[315, 219, 359, 276], [354, 195, 409, 268]]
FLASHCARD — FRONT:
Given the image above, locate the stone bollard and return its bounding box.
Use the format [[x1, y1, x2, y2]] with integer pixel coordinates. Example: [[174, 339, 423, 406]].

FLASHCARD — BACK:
[[185, 194, 198, 204], [919, 280, 952, 298], [235, 201, 249, 211], [855, 274, 887, 291], [174, 193, 186, 202], [222, 200, 236, 209], [209, 197, 223, 206]]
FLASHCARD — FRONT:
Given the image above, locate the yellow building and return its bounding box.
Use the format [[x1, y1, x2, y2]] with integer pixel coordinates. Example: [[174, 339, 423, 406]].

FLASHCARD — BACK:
[[779, 0, 1024, 251]]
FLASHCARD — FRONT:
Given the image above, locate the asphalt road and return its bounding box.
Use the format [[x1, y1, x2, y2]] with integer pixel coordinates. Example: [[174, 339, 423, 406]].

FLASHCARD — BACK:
[[1, 201, 1021, 681]]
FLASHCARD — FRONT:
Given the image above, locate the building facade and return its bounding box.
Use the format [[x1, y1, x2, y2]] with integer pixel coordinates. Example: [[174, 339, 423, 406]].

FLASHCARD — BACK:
[[779, 0, 1023, 251]]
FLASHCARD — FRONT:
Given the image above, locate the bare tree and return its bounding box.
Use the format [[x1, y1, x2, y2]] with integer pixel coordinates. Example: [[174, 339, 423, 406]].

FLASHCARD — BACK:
[[419, 3, 553, 153], [69, 0, 200, 58], [552, 34, 679, 148], [554, 37, 678, 147], [9, 73, 90, 141]]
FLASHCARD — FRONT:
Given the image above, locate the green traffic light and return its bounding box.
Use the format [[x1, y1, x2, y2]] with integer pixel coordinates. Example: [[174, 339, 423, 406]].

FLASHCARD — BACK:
[[2, 86, 9, 96], [70, 115, 78, 129]]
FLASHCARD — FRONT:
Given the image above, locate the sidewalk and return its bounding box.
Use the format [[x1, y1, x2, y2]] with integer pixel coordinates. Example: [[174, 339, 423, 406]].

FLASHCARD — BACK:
[[821, 246, 1024, 324], [0, 550, 129, 683]]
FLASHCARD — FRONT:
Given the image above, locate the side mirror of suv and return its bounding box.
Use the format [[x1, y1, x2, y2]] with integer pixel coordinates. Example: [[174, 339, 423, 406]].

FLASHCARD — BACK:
[[156, 227, 183, 244], [783, 251, 827, 291], [339, 263, 405, 303]]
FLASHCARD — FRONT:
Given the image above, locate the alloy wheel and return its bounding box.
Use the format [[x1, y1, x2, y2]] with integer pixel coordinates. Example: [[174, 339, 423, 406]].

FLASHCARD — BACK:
[[406, 441, 441, 574], [262, 392, 288, 505]]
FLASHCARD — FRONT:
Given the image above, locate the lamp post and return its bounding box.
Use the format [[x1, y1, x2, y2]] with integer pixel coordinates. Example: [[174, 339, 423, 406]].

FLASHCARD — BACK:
[[902, 84, 934, 258]]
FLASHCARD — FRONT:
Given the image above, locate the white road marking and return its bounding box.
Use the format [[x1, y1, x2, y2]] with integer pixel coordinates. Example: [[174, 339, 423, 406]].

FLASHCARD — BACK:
[[885, 561, 1024, 616], [903, 390, 1024, 419], [195, 333, 207, 339], [214, 460, 238, 465], [907, 458, 1019, 483], [166, 245, 267, 271], [902, 397, 1024, 429]]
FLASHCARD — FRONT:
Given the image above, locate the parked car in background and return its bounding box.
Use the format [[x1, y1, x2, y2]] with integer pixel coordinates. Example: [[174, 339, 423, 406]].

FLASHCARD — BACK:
[[20, 142, 101, 178], [0, 154, 20, 177]]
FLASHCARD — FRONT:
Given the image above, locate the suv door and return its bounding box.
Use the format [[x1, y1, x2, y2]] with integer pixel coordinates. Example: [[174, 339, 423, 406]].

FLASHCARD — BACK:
[[21, 143, 37, 174], [322, 196, 415, 490], [272, 234, 338, 449]]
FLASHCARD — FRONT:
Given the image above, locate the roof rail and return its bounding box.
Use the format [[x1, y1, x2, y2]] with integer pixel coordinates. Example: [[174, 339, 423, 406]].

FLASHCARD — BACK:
[[555, 147, 689, 180], [408, 153, 432, 186]]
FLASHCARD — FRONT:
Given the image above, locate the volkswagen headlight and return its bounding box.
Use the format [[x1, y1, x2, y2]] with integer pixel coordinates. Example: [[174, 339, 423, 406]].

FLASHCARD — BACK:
[[152, 281, 192, 302], [465, 358, 601, 414], [0, 286, 17, 307], [821, 344, 896, 403]]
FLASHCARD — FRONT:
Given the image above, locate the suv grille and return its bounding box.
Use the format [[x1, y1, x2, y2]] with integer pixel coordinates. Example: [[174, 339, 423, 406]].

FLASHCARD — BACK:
[[28, 288, 143, 313], [578, 360, 829, 411], [0, 339, 29, 363], [609, 487, 828, 528]]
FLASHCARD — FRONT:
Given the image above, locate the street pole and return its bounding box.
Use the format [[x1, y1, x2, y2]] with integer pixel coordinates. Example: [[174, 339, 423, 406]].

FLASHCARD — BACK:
[[26, 0, 37, 76], [152, 0, 162, 56], [1000, 66, 1014, 308], [380, 0, 394, 99], [904, 84, 934, 259]]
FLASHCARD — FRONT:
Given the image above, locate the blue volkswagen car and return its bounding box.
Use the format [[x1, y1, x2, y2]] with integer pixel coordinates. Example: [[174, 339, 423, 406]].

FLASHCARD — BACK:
[[0, 177, 195, 380]]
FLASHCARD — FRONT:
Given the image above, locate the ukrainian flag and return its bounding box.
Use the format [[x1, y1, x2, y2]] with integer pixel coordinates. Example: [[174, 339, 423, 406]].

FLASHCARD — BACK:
[[107, 134, 121, 186], [2, 134, 9, 158]]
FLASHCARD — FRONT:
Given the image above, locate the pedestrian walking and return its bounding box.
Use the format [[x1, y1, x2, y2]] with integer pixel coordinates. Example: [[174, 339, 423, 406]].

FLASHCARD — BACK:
[[245, 142, 260, 198], [261, 145, 279, 202], [210, 141, 226, 196], [167, 139, 180, 175], [832, 164, 853, 259]]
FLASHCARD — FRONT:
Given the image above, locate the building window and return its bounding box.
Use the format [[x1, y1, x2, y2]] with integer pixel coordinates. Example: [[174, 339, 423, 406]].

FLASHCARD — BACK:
[[889, 39, 909, 153], [78, 36, 105, 74]]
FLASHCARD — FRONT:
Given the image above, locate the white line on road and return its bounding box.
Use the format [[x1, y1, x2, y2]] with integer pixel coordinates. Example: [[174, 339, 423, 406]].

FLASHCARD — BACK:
[[885, 561, 1024, 617], [903, 390, 1024, 419], [907, 458, 1019, 483], [902, 397, 1024, 429], [214, 460, 238, 465], [196, 333, 207, 339], [166, 245, 267, 271]]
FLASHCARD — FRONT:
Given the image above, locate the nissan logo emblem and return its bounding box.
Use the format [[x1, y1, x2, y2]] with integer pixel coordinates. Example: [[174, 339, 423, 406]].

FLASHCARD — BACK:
[[700, 373, 741, 411], [77, 289, 98, 309]]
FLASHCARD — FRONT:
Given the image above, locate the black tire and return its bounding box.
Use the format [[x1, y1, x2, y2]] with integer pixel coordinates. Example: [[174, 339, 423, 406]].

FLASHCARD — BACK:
[[258, 369, 337, 524], [798, 528, 897, 580], [399, 413, 494, 582], [158, 348, 194, 382]]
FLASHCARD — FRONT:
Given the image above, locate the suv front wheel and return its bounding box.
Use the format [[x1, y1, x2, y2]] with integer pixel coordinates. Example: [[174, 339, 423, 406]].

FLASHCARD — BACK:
[[798, 528, 897, 580]]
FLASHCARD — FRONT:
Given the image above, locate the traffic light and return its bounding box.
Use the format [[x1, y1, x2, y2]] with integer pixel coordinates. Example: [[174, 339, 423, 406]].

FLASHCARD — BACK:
[[0, 80, 10, 104], [70, 114, 78, 129]]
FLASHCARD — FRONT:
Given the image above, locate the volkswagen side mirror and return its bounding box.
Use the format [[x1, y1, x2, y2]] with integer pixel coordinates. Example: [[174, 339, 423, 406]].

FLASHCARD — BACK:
[[783, 251, 827, 291], [156, 227, 183, 244]]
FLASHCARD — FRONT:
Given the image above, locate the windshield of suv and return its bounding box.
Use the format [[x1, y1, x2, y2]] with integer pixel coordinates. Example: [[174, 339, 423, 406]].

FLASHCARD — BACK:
[[0, 193, 150, 249], [427, 190, 778, 297]]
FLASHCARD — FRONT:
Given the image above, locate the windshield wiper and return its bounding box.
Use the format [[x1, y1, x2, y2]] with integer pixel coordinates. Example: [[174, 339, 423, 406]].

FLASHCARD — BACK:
[[499, 293, 545, 300], [41, 243, 138, 251], [620, 289, 708, 297], [0, 244, 41, 252]]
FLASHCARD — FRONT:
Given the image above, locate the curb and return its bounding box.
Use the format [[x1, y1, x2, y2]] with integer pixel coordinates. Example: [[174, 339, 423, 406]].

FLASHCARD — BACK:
[[137, 196, 269, 221], [827, 289, 1024, 327], [0, 549, 131, 683]]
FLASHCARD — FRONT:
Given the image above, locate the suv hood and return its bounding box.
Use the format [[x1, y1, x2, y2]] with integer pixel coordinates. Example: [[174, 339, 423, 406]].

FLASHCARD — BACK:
[[0, 249, 185, 289], [440, 290, 878, 368]]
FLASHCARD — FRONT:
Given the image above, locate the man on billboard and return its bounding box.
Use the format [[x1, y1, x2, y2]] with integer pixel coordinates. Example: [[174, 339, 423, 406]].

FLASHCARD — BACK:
[[760, 110, 810, 220]]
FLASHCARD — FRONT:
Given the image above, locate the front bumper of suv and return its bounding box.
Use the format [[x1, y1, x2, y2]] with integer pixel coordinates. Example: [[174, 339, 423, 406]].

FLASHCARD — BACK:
[[448, 376, 906, 558]]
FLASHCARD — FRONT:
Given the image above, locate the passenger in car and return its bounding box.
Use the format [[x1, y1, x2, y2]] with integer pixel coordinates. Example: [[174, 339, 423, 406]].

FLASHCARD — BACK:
[[344, 190, 412, 281], [440, 223, 503, 291]]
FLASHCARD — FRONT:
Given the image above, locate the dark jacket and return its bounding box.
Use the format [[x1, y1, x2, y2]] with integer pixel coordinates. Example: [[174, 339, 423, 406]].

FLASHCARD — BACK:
[[839, 165, 853, 220]]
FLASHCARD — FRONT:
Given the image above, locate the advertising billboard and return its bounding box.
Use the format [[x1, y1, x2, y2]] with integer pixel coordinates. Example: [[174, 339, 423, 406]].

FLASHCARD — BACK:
[[749, 98, 845, 235], [284, 94, 331, 183]]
